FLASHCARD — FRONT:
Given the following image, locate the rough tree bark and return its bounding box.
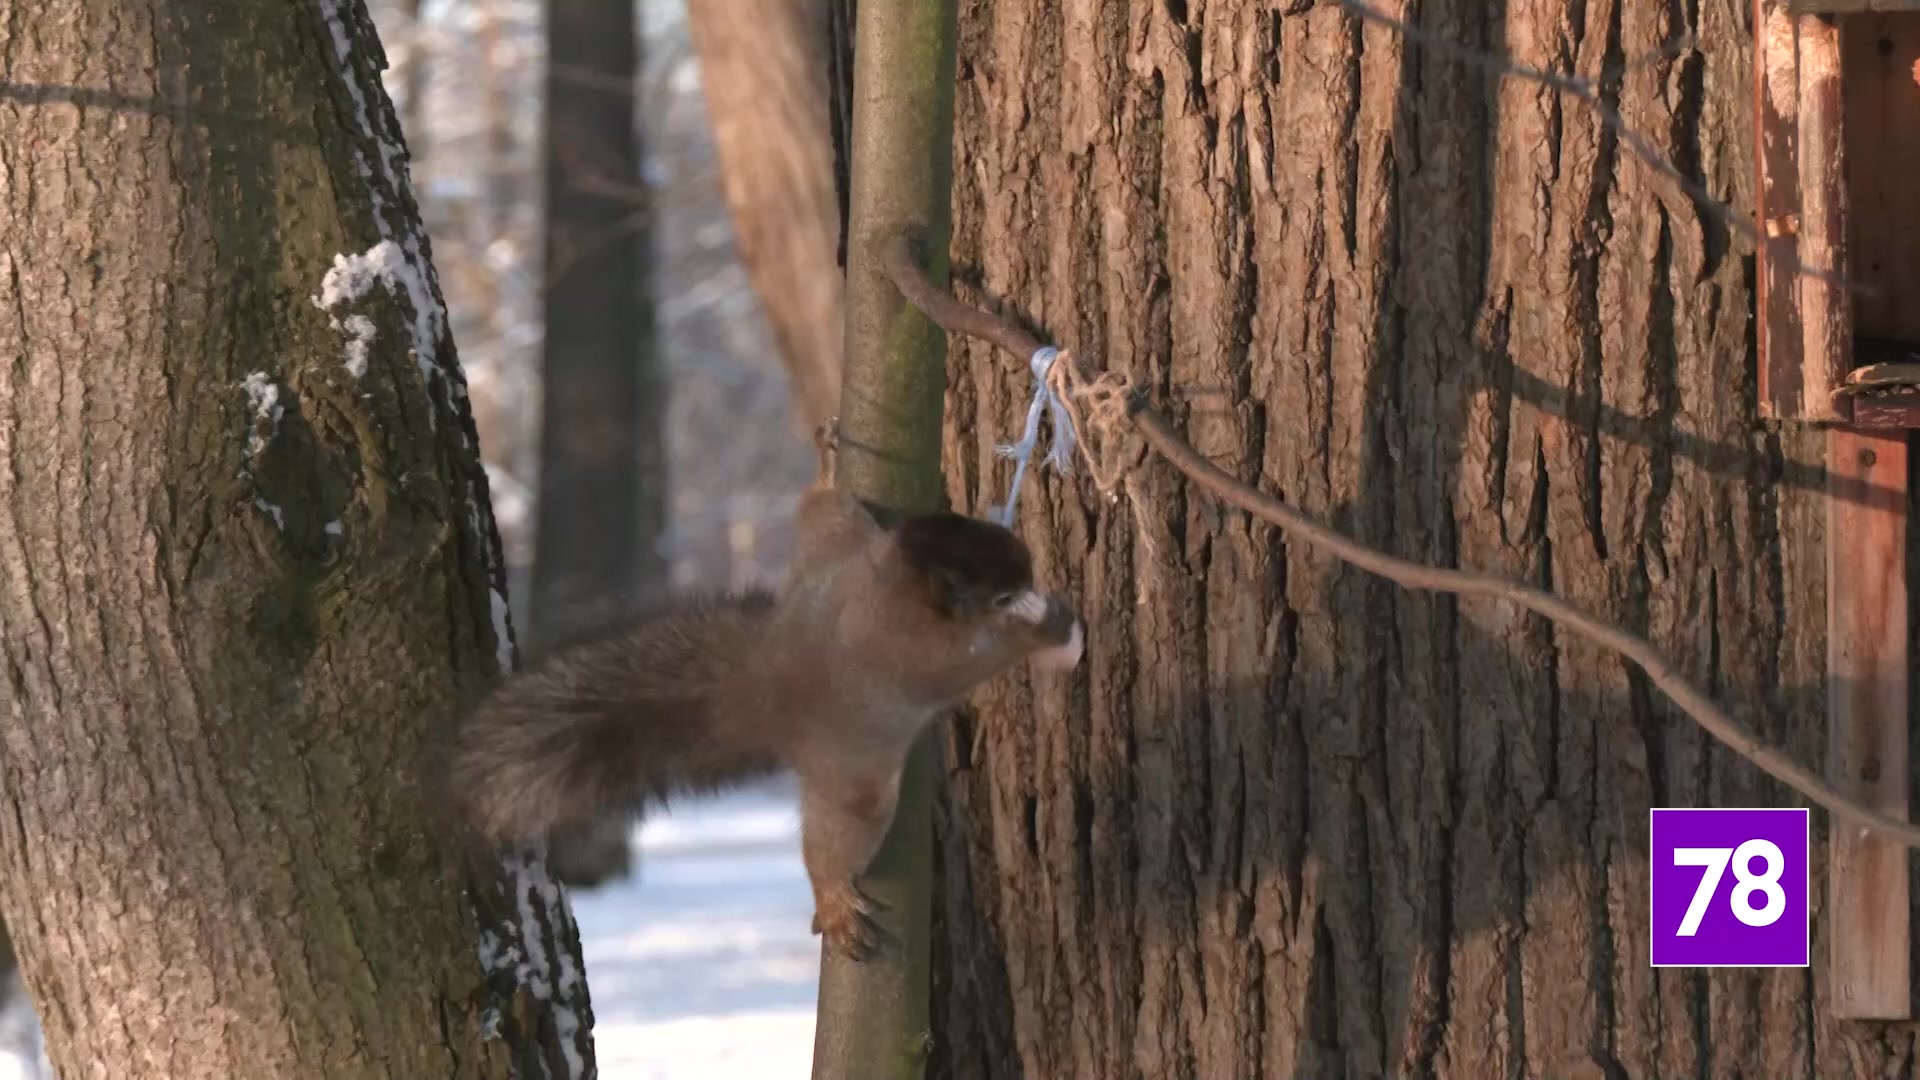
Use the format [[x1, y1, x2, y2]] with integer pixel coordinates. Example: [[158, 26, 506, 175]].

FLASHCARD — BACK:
[[0, 3, 594, 1077], [686, 0, 846, 434], [534, 0, 668, 888], [930, 2, 1907, 1079]]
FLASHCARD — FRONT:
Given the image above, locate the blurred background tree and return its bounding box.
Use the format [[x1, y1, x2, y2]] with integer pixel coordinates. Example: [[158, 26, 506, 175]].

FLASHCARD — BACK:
[[366, 0, 835, 895], [372, 0, 819, 607], [527, 0, 666, 889], [684, 0, 845, 436]]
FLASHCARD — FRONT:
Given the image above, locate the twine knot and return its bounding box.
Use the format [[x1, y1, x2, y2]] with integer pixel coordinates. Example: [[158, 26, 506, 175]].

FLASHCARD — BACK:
[[990, 347, 1077, 526]]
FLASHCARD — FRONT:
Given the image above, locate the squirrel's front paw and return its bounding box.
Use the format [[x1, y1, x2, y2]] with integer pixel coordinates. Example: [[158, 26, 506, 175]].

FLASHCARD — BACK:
[[811, 880, 883, 961]]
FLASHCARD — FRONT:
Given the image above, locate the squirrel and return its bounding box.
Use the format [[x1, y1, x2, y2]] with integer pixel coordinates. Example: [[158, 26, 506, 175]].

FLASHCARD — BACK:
[[446, 420, 1084, 958]]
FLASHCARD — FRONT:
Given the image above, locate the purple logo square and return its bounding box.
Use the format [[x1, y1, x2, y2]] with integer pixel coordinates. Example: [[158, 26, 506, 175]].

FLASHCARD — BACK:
[[1650, 808, 1809, 968]]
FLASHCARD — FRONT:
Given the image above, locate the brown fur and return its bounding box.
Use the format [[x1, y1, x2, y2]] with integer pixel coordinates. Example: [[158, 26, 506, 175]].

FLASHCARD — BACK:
[[446, 589, 783, 844], [446, 430, 1082, 958]]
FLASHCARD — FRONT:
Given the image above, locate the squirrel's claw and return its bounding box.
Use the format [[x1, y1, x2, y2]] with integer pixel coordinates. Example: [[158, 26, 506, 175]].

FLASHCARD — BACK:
[[814, 417, 842, 488], [812, 879, 883, 961]]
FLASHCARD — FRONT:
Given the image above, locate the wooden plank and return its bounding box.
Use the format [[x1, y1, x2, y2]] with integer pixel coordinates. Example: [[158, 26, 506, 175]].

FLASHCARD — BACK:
[[1796, 13, 1854, 419], [1849, 394, 1920, 428], [1827, 424, 1911, 1020], [1756, 4, 1853, 421], [1842, 12, 1920, 343], [1825, 13, 1918, 1018], [1756, 0, 1804, 418], [1841, 344, 1920, 428]]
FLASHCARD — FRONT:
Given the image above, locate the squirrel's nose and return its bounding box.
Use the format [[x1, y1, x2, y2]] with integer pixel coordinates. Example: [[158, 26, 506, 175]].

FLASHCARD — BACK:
[[1031, 616, 1084, 671]]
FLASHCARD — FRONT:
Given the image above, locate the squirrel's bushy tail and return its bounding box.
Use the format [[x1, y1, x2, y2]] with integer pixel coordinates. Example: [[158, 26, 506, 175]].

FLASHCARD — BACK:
[[448, 589, 780, 845]]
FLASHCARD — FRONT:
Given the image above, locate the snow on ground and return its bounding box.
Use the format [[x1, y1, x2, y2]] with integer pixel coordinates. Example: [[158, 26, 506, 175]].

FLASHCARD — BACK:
[[0, 974, 47, 1080], [572, 780, 821, 1079], [0, 782, 819, 1080]]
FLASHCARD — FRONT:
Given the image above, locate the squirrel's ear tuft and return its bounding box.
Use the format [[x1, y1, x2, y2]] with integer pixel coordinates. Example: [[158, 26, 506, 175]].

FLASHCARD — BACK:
[[893, 512, 1033, 618]]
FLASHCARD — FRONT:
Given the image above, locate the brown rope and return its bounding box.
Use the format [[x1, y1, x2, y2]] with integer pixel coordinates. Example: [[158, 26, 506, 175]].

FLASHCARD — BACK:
[[879, 229, 1920, 850], [1043, 354, 1135, 494]]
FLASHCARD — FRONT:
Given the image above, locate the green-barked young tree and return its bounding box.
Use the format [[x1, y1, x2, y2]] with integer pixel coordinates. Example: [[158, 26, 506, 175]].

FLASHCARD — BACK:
[[0, 2, 594, 1076]]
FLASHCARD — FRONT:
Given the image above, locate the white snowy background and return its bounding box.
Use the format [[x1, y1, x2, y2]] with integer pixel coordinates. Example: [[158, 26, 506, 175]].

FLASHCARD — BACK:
[[0, 0, 825, 1075], [570, 782, 819, 1080]]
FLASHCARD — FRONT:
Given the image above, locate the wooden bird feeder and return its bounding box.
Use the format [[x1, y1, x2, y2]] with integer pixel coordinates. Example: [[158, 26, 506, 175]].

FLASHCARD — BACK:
[[1755, 0, 1920, 1020]]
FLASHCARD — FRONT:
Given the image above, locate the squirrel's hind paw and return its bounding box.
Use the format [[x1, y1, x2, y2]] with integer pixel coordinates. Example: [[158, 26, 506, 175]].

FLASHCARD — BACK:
[[813, 417, 842, 488], [811, 879, 884, 961]]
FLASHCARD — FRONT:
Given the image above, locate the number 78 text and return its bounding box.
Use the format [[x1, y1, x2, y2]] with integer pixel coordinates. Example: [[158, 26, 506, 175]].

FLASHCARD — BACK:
[[1671, 840, 1788, 936]]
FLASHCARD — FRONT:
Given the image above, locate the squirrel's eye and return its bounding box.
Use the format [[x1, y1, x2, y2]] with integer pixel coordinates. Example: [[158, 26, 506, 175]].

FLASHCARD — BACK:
[[992, 592, 1017, 609]]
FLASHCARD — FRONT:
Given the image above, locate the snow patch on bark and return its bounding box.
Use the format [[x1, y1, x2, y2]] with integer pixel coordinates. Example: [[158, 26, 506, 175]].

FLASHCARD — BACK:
[[476, 851, 595, 1078], [240, 372, 284, 459], [311, 242, 430, 382], [238, 372, 289, 529], [313, 1, 444, 399], [317, 5, 589, 1076], [490, 588, 517, 675]]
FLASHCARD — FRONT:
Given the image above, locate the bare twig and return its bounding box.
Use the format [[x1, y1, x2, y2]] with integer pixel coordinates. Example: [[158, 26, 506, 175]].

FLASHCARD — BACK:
[[878, 230, 1920, 849]]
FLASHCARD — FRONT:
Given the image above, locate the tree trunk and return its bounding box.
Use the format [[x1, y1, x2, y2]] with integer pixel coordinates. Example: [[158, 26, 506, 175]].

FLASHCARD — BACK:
[[931, 2, 1904, 1079], [535, 0, 667, 661], [685, 0, 846, 435], [535, 0, 668, 890], [0, 4, 594, 1077]]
